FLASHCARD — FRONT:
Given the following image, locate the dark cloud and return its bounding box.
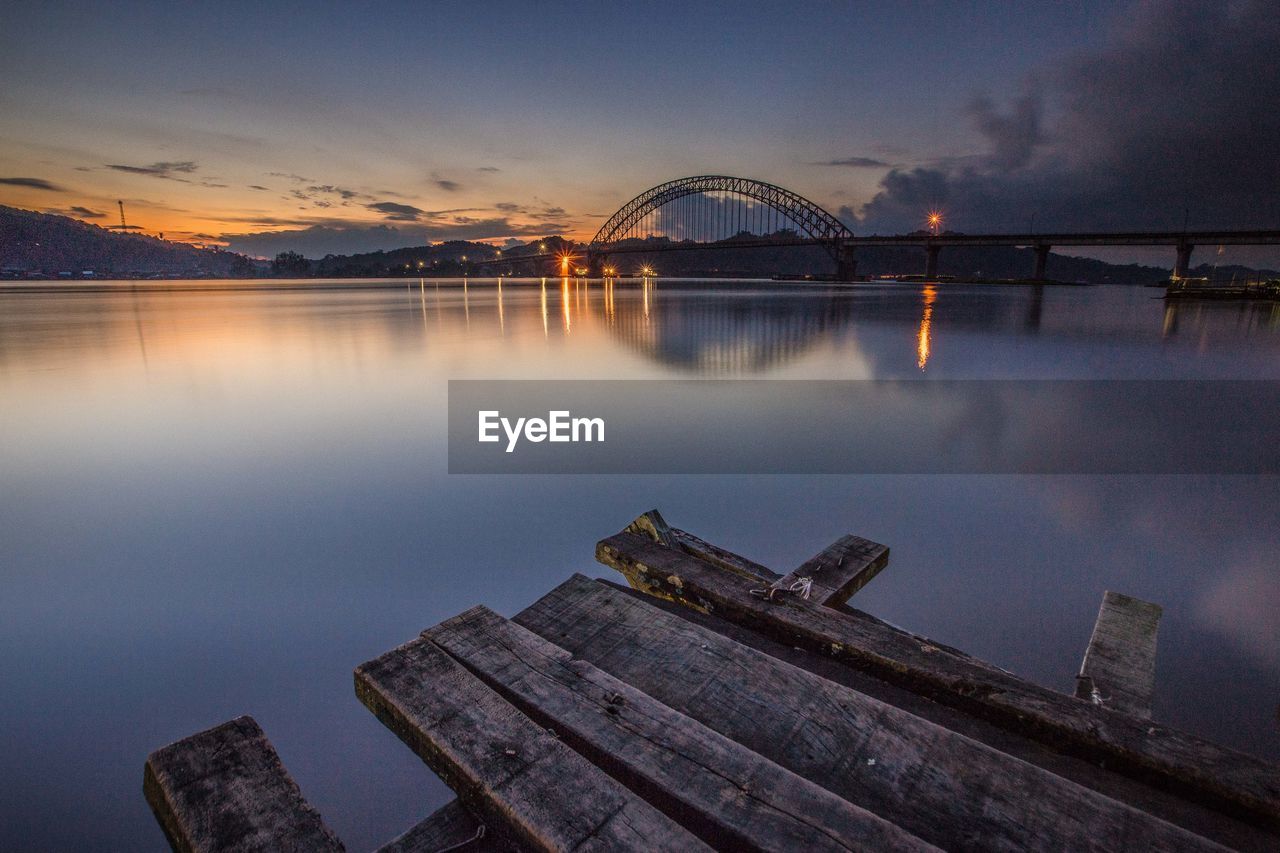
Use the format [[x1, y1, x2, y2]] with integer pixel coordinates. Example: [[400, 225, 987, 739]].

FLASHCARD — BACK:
[[0, 177, 64, 191], [493, 201, 566, 220], [106, 161, 199, 180], [267, 172, 312, 183], [476, 166, 501, 173], [368, 201, 425, 221], [308, 184, 362, 200], [434, 178, 462, 192], [70, 206, 106, 218], [858, 1, 1280, 237], [964, 92, 1042, 171], [248, 185, 270, 191], [813, 157, 893, 168]]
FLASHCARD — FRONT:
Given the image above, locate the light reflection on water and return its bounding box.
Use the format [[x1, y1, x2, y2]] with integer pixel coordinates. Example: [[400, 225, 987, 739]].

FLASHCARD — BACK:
[[1, 278, 1278, 850]]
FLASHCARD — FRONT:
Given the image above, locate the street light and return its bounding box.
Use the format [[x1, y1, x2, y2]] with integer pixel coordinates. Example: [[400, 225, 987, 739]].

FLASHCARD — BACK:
[[927, 211, 942, 236]]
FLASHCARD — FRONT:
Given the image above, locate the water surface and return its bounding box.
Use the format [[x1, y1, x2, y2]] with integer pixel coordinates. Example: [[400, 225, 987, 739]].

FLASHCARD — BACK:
[[2, 278, 1278, 850]]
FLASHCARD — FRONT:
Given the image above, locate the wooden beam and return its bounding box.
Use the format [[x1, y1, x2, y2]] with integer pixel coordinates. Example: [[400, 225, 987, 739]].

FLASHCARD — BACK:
[[669, 526, 779, 582], [516, 576, 1229, 852], [627, 511, 888, 602], [143, 715, 344, 853], [593, 531, 1280, 826], [1075, 591, 1162, 719], [377, 799, 508, 853], [774, 534, 890, 606], [355, 633, 709, 852], [424, 605, 934, 853]]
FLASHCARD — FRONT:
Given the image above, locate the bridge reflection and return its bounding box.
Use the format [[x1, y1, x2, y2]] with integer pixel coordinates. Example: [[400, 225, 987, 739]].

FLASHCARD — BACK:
[[586, 278, 859, 374]]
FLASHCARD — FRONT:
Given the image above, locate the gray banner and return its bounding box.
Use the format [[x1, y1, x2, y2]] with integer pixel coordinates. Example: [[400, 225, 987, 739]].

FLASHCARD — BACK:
[[447, 380, 1280, 474]]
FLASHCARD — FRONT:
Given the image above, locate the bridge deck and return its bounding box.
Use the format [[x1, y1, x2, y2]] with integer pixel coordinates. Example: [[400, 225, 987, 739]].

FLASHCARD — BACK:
[[144, 511, 1279, 851]]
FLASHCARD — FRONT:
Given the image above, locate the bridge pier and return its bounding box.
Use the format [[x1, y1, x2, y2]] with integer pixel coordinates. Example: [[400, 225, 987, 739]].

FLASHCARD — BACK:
[[1033, 244, 1051, 280], [835, 244, 858, 281], [924, 244, 941, 280], [1173, 240, 1195, 280], [587, 252, 604, 278]]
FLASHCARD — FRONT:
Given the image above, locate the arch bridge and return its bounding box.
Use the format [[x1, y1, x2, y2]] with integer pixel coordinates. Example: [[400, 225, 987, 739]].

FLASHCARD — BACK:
[[586, 175, 857, 278], [474, 175, 1280, 281]]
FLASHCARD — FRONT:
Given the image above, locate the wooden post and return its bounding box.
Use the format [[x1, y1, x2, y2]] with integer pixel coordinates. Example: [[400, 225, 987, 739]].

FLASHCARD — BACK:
[[143, 716, 344, 853], [1075, 591, 1162, 719]]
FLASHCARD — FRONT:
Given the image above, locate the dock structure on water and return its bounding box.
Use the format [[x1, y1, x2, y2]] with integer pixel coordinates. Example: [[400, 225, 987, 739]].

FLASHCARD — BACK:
[[145, 511, 1280, 851]]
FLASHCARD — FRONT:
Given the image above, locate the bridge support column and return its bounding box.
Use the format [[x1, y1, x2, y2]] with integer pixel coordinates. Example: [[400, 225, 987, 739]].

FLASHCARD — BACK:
[[1033, 244, 1051, 280], [924, 244, 941, 280], [586, 252, 603, 278], [835, 244, 858, 281], [1173, 240, 1195, 280]]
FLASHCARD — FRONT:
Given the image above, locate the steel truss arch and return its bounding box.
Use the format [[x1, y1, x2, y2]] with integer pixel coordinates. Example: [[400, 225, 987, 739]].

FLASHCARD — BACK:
[[588, 175, 852, 258]]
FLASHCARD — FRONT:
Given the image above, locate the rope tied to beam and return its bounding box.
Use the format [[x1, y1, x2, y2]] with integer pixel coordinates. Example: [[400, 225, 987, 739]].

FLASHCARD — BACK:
[[428, 822, 486, 853], [749, 575, 814, 602]]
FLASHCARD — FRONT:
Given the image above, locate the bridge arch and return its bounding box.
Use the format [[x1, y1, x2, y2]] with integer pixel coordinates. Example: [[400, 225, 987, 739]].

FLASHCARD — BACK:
[[588, 175, 852, 258]]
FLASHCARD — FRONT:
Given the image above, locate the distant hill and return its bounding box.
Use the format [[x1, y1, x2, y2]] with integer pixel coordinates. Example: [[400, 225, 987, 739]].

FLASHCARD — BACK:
[[0, 205, 254, 278]]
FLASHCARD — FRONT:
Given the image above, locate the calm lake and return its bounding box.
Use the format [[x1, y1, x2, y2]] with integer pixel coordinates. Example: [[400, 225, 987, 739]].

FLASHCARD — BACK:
[[2, 278, 1278, 850]]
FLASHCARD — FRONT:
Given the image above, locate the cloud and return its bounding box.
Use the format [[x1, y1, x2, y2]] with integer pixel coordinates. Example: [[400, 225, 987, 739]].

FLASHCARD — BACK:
[[247, 185, 270, 191], [307, 184, 363, 200], [429, 171, 462, 192], [493, 201, 566, 220], [106, 161, 199, 180], [813, 157, 893, 168], [0, 177, 64, 191], [70, 206, 106, 218], [368, 201, 425, 221], [476, 166, 501, 173], [1198, 554, 1280, 670], [857, 1, 1280, 236], [219, 218, 568, 258], [964, 92, 1043, 171]]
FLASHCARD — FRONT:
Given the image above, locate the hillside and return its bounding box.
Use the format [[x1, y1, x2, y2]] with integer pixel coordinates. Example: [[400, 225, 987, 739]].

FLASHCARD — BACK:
[[0, 206, 254, 278]]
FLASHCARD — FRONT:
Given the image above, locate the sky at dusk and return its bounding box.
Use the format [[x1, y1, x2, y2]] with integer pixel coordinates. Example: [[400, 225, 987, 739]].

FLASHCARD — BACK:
[[3, 1, 1278, 259]]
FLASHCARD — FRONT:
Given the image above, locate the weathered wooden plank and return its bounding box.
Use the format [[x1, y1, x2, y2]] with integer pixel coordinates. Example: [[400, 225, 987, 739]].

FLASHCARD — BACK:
[[669, 527, 779, 582], [1075, 591, 1162, 719], [773, 534, 890, 606], [592, 531, 1280, 827], [629, 511, 887, 601], [425, 605, 934, 853], [516, 575, 1229, 852], [355, 633, 709, 852], [623, 508, 677, 548], [377, 798, 509, 853], [143, 715, 344, 853]]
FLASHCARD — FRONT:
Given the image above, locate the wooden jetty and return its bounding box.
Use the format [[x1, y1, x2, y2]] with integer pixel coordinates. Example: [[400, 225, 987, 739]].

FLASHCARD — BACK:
[[145, 511, 1280, 851], [1165, 279, 1280, 301]]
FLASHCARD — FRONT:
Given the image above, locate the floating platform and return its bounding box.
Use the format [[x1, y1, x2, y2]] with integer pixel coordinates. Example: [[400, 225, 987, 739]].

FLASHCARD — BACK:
[[1165, 280, 1280, 301], [144, 511, 1280, 851]]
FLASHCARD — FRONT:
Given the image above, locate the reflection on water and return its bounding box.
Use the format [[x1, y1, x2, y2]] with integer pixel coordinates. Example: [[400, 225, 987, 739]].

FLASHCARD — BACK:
[[917, 285, 937, 370], [1, 278, 1280, 850]]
